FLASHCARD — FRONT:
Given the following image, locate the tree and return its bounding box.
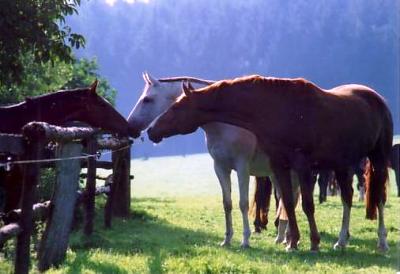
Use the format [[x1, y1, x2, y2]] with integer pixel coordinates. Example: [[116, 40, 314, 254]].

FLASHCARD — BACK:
[[63, 58, 117, 105], [0, 0, 85, 85], [0, 55, 116, 105]]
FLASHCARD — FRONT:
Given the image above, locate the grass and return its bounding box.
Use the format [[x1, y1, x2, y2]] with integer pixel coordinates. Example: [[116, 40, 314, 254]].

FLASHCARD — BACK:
[[0, 153, 399, 273]]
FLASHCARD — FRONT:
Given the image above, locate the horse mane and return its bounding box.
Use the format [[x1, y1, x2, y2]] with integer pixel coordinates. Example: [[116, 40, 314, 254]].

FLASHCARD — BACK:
[[0, 87, 92, 108], [158, 76, 215, 85], [194, 75, 319, 94], [32, 87, 91, 99]]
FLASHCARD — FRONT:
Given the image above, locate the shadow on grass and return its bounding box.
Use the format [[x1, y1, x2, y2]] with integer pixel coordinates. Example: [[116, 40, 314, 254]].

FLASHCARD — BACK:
[[237, 229, 397, 272], [67, 198, 222, 272], [66, 252, 129, 274], [65, 197, 397, 273]]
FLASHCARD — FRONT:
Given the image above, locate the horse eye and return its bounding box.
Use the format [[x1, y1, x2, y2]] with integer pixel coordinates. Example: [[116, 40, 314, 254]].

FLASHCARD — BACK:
[[142, 97, 153, 104]]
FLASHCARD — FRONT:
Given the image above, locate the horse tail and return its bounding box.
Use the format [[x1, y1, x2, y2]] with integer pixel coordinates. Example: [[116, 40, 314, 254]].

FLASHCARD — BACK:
[[365, 110, 393, 220], [249, 179, 257, 218]]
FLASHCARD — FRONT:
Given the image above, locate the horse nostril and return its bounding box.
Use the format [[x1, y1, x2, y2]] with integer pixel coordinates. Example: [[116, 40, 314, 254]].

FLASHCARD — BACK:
[[129, 128, 140, 138]]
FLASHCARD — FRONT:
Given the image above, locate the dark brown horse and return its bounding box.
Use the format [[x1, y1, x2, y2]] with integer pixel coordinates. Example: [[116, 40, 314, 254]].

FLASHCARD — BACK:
[[0, 81, 130, 213], [390, 144, 400, 196], [148, 75, 392, 252], [318, 158, 368, 204]]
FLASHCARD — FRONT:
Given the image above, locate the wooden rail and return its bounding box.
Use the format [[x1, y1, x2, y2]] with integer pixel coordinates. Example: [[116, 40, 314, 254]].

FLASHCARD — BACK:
[[0, 122, 132, 274]]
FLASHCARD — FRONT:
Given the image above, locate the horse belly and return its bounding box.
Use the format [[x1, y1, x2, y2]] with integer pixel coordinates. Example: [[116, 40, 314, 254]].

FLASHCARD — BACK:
[[249, 146, 272, 176]]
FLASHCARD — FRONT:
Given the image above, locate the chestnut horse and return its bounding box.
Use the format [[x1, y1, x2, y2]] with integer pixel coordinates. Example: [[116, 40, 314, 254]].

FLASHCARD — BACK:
[[0, 81, 130, 213], [128, 73, 299, 248], [148, 75, 392, 252]]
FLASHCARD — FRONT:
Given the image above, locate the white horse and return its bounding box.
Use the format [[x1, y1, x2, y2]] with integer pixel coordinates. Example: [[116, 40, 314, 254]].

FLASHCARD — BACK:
[[128, 73, 300, 248]]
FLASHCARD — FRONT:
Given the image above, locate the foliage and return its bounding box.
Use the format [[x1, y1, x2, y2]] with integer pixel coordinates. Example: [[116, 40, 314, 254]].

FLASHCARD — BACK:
[[37, 168, 57, 202], [0, 0, 85, 85], [63, 58, 117, 105], [0, 55, 116, 106]]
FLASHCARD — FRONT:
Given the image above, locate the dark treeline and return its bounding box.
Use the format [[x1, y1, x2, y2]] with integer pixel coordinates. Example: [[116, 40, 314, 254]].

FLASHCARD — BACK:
[[69, 0, 399, 157]]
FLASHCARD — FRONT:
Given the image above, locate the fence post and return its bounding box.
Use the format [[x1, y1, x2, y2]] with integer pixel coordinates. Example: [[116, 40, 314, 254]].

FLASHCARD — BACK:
[[84, 138, 97, 235], [37, 142, 82, 271], [15, 135, 43, 274], [104, 175, 113, 228], [111, 146, 131, 217]]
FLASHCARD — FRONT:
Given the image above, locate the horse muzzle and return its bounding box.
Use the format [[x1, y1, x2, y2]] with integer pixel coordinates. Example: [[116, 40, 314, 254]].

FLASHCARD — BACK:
[[128, 126, 141, 139], [147, 127, 163, 143]]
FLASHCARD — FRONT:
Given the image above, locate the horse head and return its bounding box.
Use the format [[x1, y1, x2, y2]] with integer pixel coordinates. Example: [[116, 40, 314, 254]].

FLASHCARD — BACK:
[[29, 80, 130, 136], [127, 72, 184, 138], [147, 82, 205, 143]]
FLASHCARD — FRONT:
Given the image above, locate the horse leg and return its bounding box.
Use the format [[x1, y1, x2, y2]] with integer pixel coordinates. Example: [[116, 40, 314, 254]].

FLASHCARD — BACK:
[[356, 168, 365, 202], [394, 165, 400, 197], [377, 201, 389, 251], [318, 170, 329, 204], [213, 162, 233, 247], [368, 151, 390, 252], [274, 198, 287, 244], [273, 188, 280, 228], [333, 168, 354, 250], [271, 164, 299, 251], [272, 181, 287, 244], [237, 164, 251, 248], [260, 177, 272, 230], [253, 177, 264, 233], [298, 170, 320, 251]]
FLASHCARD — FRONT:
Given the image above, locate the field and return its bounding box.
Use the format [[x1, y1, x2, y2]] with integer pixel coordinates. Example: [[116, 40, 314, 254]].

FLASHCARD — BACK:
[[0, 153, 399, 273]]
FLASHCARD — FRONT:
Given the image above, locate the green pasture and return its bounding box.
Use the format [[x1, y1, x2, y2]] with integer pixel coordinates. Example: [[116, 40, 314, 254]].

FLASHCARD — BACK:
[[0, 153, 399, 273]]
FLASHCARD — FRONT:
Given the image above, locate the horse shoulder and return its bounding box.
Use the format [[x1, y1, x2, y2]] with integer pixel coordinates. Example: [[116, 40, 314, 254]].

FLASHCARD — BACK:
[[203, 122, 258, 162]]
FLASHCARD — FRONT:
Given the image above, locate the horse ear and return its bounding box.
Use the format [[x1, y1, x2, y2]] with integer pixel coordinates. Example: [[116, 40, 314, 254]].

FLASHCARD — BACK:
[[187, 81, 195, 91], [182, 82, 192, 97], [25, 97, 33, 105], [142, 72, 150, 84], [145, 72, 159, 86], [90, 79, 98, 93]]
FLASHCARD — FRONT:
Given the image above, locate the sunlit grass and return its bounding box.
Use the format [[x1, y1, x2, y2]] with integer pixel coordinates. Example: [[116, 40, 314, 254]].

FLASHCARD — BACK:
[[0, 153, 398, 273]]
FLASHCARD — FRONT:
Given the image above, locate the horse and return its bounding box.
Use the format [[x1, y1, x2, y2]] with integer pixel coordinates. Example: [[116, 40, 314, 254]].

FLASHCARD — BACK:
[[390, 144, 400, 196], [127, 73, 299, 248], [249, 176, 274, 233], [318, 158, 368, 204], [148, 75, 392, 252], [0, 81, 130, 213]]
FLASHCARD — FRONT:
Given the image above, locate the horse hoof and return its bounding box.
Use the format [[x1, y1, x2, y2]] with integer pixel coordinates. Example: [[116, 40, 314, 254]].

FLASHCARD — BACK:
[[253, 227, 262, 234], [285, 245, 297, 252], [377, 243, 389, 253], [310, 245, 319, 253], [240, 243, 250, 249], [274, 236, 284, 244], [333, 242, 346, 250], [220, 241, 231, 247]]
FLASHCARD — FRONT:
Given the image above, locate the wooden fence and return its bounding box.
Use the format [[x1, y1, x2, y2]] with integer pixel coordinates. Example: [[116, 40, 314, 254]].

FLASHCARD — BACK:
[[0, 122, 132, 273]]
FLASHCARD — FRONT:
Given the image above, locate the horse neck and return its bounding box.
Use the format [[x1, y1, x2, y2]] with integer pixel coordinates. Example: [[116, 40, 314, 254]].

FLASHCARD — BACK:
[[0, 104, 29, 134], [197, 88, 256, 133]]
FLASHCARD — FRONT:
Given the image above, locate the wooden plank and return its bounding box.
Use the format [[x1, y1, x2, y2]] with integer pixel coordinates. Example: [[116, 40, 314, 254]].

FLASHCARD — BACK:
[[84, 139, 97, 236], [22, 122, 99, 143], [0, 134, 24, 155], [111, 146, 131, 217], [0, 223, 22, 248], [15, 138, 43, 274], [97, 136, 131, 150], [3, 201, 51, 224], [37, 142, 82, 271]]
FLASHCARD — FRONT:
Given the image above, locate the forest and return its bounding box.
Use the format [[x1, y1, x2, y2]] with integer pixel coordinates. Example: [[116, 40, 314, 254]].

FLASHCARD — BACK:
[[68, 0, 399, 157]]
